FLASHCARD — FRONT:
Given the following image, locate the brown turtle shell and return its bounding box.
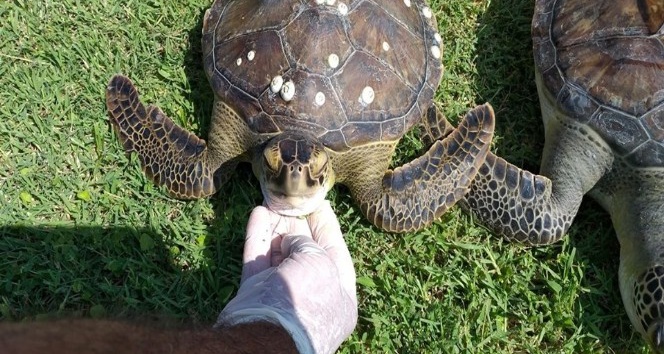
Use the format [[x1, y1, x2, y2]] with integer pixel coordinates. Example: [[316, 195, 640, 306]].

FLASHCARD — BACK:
[[532, 0, 664, 167], [201, 0, 443, 152]]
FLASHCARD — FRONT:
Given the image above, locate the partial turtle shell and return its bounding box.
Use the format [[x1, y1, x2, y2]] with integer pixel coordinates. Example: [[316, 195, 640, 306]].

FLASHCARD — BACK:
[[533, 0, 664, 167], [202, 0, 444, 151]]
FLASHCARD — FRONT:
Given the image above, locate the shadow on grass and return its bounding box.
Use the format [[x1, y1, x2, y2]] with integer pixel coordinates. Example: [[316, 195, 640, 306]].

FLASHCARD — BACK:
[[179, 6, 268, 232], [0, 224, 243, 324], [183, 7, 215, 137], [474, 0, 636, 350]]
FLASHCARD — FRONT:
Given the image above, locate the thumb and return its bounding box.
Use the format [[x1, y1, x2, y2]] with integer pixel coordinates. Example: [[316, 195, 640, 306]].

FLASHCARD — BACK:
[[280, 234, 326, 258]]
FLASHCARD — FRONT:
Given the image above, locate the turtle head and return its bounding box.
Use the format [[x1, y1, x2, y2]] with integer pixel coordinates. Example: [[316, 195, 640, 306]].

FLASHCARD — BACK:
[[255, 133, 334, 217]]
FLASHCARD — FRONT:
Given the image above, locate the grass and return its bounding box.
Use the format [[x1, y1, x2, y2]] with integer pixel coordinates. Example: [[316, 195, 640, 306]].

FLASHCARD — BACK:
[[0, 0, 649, 352]]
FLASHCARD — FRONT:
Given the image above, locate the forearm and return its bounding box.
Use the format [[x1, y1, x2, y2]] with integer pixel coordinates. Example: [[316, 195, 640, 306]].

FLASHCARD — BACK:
[[0, 319, 298, 354]]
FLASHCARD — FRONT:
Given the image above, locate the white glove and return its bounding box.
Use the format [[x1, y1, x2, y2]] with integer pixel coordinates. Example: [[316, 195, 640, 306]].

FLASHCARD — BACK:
[[216, 201, 357, 354]]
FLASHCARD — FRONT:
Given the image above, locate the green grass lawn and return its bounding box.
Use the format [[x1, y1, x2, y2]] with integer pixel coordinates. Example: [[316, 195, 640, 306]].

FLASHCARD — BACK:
[[0, 0, 649, 352]]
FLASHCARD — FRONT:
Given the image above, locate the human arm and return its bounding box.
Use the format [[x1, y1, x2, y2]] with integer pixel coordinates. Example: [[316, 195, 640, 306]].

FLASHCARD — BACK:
[[0, 318, 297, 354], [217, 201, 358, 354]]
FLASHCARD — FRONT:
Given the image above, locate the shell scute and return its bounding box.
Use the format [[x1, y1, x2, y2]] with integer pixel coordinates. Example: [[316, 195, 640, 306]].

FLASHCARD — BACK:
[[347, 1, 426, 90], [375, 0, 426, 35], [247, 112, 280, 134], [259, 71, 347, 138], [551, 0, 647, 46], [332, 51, 419, 122], [212, 31, 289, 98], [557, 84, 598, 123], [532, 38, 555, 72], [540, 67, 565, 99], [626, 140, 664, 167], [213, 0, 300, 42], [341, 122, 384, 147], [642, 109, 664, 142], [381, 116, 410, 141], [589, 108, 650, 156], [282, 9, 353, 74], [557, 37, 664, 117]]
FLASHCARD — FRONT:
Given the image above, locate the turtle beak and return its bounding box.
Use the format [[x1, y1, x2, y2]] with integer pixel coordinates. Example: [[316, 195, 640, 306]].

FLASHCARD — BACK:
[[276, 163, 315, 197], [648, 322, 664, 353]]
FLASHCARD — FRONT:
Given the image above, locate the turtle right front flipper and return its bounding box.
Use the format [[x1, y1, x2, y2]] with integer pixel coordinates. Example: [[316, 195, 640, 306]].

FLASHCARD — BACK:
[[342, 103, 495, 233], [106, 75, 229, 199]]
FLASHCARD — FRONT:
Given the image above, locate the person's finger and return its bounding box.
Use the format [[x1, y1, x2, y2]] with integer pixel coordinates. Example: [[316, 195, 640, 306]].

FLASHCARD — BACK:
[[285, 215, 313, 238], [307, 202, 357, 303], [307, 201, 342, 248], [241, 206, 279, 283], [269, 213, 312, 266], [269, 233, 284, 266], [243, 207, 317, 282]]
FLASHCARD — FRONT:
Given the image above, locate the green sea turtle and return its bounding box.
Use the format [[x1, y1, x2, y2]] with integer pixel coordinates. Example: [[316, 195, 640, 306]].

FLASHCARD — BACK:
[[105, 0, 495, 232], [462, 0, 664, 349]]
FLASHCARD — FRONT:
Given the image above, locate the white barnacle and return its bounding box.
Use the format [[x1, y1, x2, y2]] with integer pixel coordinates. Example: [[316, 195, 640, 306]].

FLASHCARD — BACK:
[[338, 2, 348, 15], [247, 50, 255, 61], [270, 75, 284, 93], [434, 33, 442, 43], [422, 6, 432, 19], [315, 92, 326, 106], [280, 80, 295, 101], [382, 41, 390, 51], [236, 58, 242, 66], [358, 86, 375, 106], [430, 45, 441, 59], [328, 53, 340, 69], [315, 0, 324, 4], [403, 0, 411, 7], [326, 0, 336, 5]]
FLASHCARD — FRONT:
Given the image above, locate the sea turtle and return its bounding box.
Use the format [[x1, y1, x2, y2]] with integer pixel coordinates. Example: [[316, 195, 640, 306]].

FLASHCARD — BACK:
[[105, 0, 495, 232], [460, 0, 664, 350]]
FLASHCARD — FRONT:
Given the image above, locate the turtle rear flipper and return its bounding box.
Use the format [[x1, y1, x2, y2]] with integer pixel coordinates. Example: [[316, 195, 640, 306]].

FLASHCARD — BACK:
[[106, 75, 224, 199], [347, 104, 495, 232]]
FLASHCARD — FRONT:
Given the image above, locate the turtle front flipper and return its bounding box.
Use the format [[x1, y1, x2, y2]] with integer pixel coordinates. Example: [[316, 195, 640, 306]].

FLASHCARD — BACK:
[[461, 103, 615, 245], [345, 104, 495, 232], [106, 75, 230, 199], [460, 153, 567, 244]]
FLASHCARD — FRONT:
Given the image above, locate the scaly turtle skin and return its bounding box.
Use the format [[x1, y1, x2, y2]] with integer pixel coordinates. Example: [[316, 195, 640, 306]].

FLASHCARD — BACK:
[[461, 0, 664, 350], [105, 0, 495, 232]]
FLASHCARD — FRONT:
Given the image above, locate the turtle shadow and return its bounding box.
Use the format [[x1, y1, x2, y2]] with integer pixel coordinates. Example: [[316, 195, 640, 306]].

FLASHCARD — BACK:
[[472, 0, 542, 171], [473, 0, 638, 351], [181, 8, 265, 229], [183, 7, 214, 139]]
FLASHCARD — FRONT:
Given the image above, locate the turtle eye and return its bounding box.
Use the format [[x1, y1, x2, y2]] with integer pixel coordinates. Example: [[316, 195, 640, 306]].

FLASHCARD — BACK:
[[263, 146, 281, 173], [309, 149, 328, 177]]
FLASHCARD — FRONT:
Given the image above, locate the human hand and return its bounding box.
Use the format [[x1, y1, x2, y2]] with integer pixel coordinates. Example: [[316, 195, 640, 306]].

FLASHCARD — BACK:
[[216, 201, 357, 354]]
